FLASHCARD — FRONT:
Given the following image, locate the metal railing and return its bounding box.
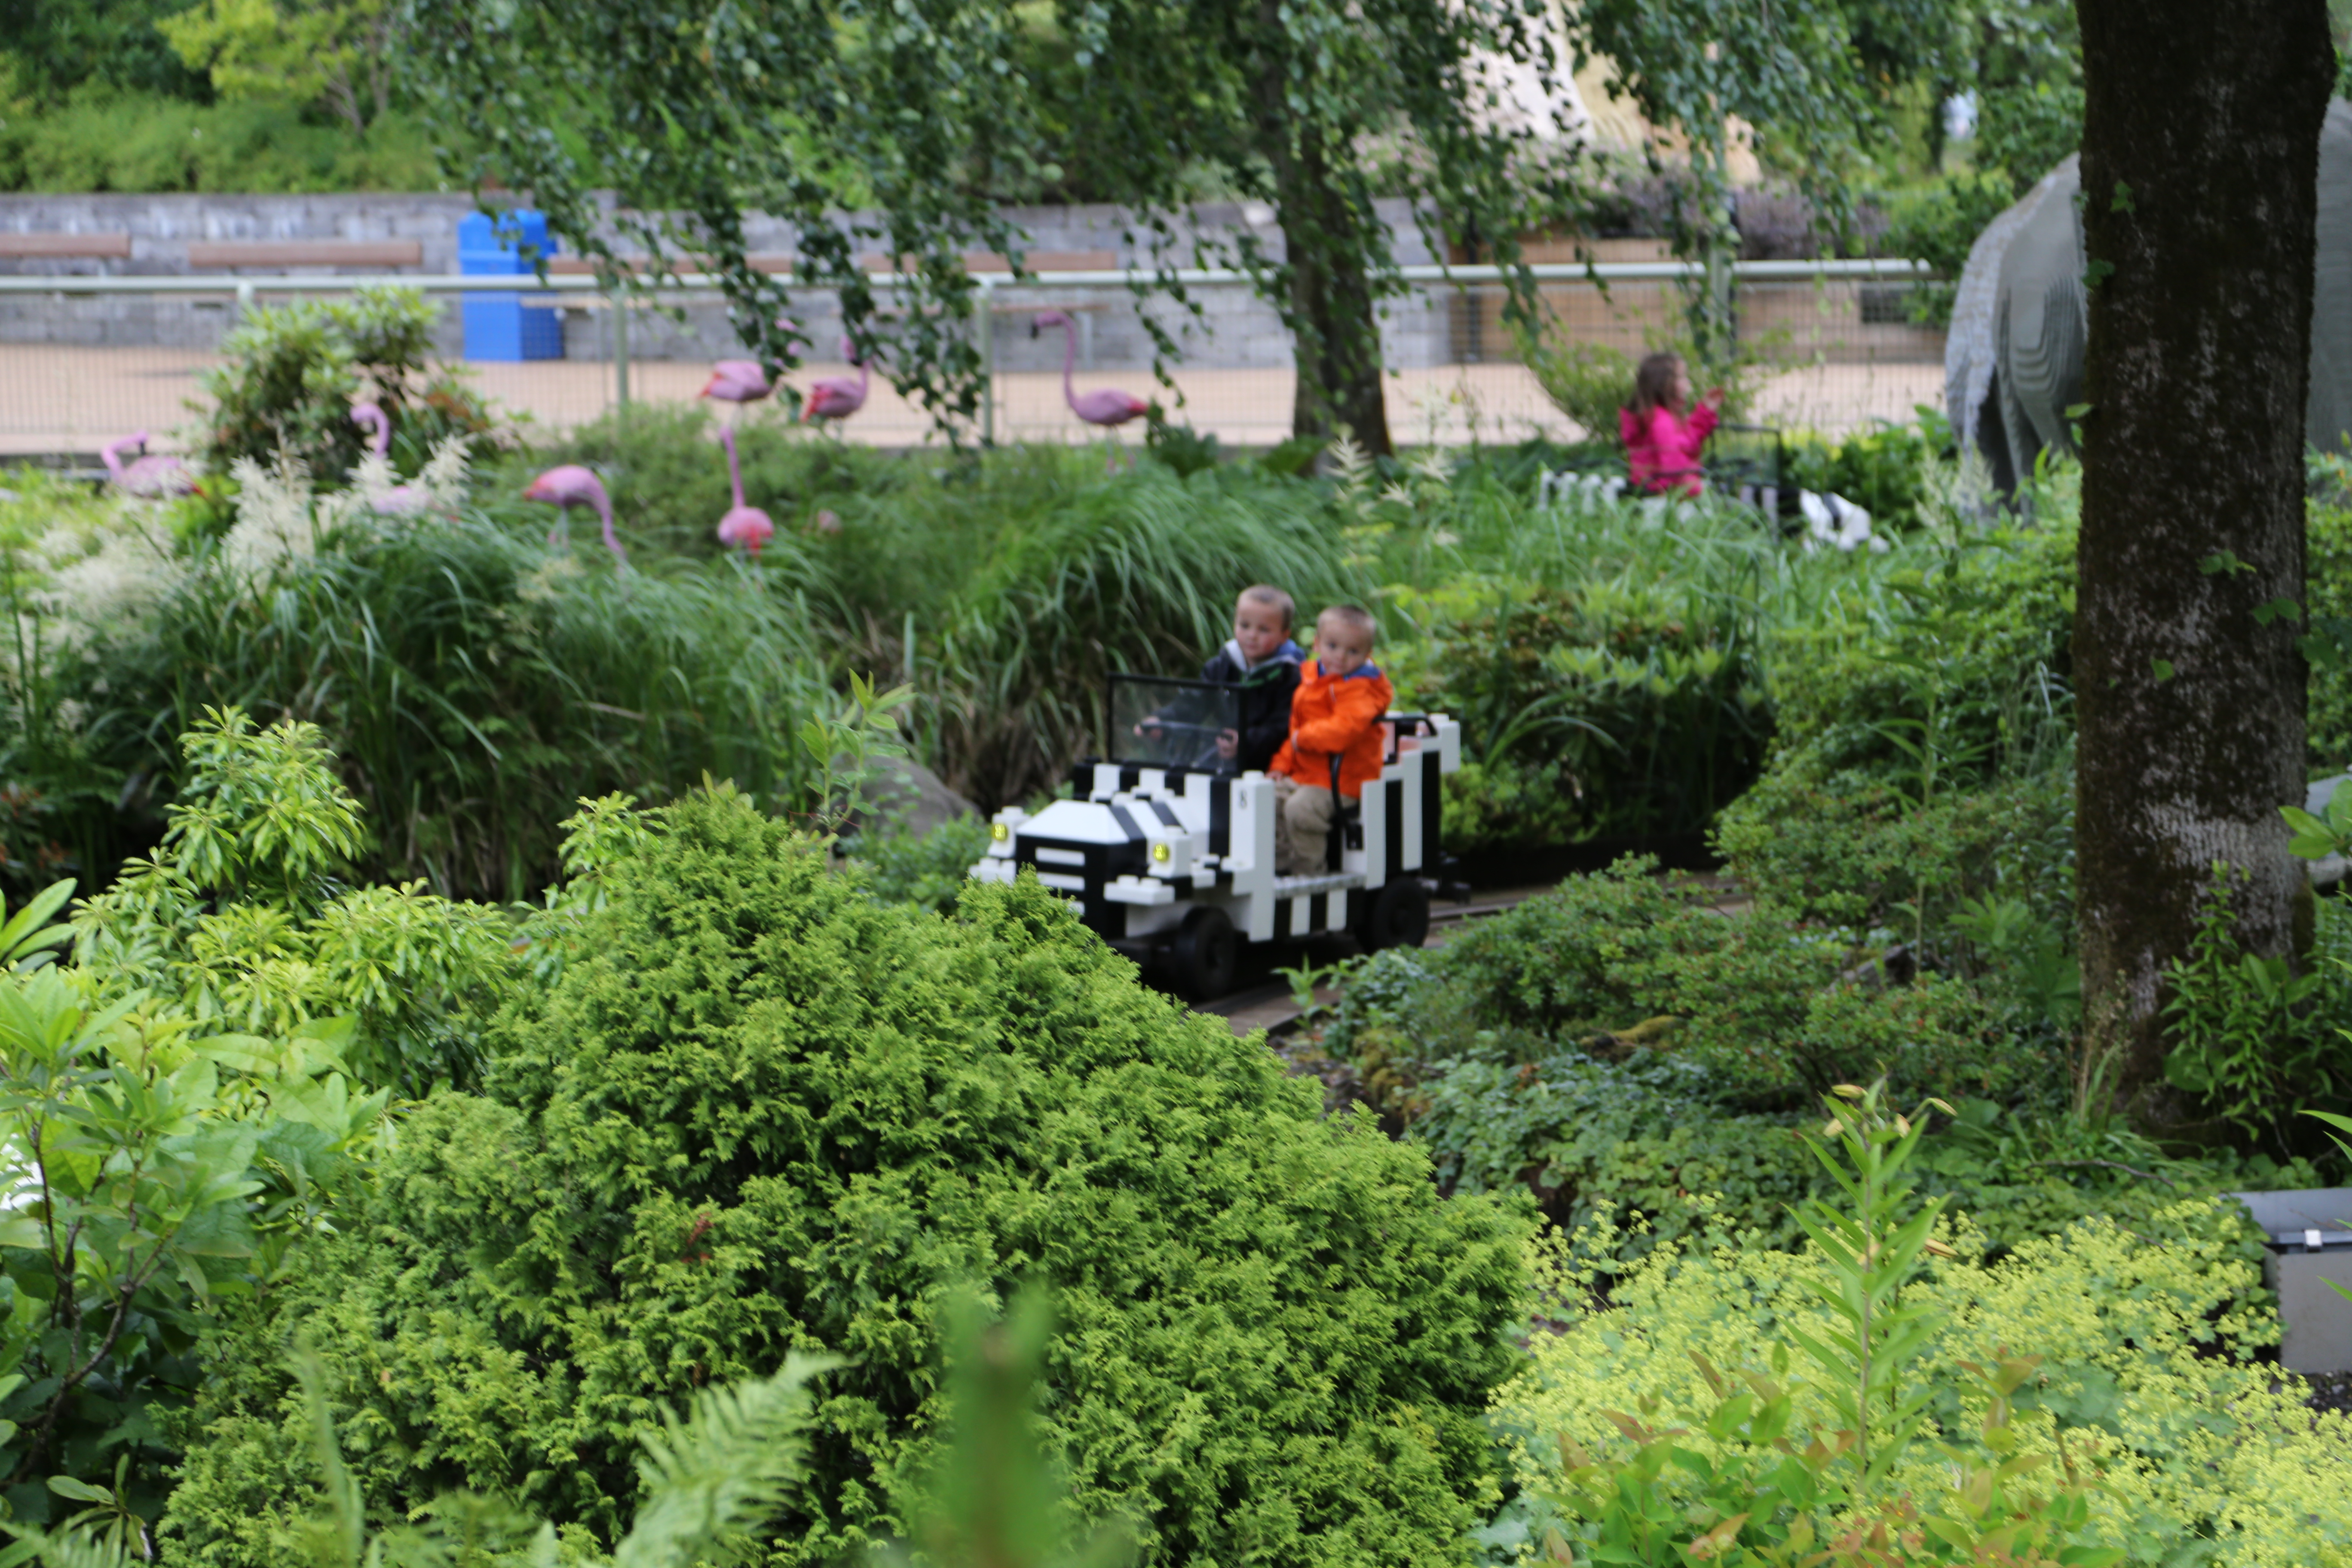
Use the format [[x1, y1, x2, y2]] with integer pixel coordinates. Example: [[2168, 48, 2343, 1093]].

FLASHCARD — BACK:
[[0, 258, 1942, 458]]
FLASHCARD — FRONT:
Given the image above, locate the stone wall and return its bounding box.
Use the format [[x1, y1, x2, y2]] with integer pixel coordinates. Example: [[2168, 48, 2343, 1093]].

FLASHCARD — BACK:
[[0, 194, 1467, 369]]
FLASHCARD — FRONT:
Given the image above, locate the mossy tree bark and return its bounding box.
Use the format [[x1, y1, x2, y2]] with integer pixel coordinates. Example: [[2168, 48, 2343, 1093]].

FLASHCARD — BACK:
[[1262, 121, 1394, 455], [2073, 0, 2331, 1118]]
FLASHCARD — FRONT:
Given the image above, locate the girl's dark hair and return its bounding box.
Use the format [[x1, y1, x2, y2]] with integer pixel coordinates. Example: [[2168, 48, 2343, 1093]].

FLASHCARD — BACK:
[[1629, 352, 1685, 417]]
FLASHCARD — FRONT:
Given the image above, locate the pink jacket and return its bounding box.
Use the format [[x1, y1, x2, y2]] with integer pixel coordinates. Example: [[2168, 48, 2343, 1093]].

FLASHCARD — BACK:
[[1620, 402, 1719, 496]]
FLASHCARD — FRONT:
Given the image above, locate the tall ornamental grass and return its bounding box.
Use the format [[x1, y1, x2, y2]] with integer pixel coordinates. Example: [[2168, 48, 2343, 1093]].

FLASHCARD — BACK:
[[101, 509, 836, 901], [498, 420, 1369, 807]]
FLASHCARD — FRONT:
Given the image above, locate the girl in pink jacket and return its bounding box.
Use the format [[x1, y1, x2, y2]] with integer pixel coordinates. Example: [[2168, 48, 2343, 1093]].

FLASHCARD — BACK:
[[1618, 352, 1725, 496]]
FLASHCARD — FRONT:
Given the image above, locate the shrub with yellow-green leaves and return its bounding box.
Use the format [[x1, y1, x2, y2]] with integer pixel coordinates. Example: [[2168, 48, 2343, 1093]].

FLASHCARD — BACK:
[[1490, 1205, 2352, 1566]]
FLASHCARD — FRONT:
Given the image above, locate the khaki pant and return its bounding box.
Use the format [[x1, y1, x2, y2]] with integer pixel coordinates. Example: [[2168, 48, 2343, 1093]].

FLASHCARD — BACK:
[[1273, 776, 1340, 875]]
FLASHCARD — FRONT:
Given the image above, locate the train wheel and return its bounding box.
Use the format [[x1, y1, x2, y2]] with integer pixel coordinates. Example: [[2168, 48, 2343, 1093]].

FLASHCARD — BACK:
[[1173, 906, 1237, 1000], [1356, 878, 1431, 954]]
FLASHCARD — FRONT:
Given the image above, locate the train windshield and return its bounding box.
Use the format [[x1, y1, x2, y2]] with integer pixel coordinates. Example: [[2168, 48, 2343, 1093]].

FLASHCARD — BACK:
[[1109, 674, 1245, 775]]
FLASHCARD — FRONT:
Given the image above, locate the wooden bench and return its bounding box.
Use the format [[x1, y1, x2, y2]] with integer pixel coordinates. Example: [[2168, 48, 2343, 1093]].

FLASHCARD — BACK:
[[545, 254, 800, 276], [546, 249, 1120, 278], [0, 233, 132, 259], [186, 240, 423, 269], [858, 249, 1120, 274]]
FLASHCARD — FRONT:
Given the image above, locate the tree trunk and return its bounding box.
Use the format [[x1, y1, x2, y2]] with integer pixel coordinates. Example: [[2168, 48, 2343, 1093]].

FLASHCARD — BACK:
[[1248, 0, 1393, 456], [1271, 132, 1393, 455], [2073, 0, 2330, 1121]]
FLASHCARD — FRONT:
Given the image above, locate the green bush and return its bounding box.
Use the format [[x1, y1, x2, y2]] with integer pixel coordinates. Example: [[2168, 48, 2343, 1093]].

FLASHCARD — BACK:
[[2306, 495, 2352, 770], [1403, 587, 1769, 849], [1373, 860, 2027, 1105], [1758, 518, 2076, 784], [0, 87, 443, 193], [162, 790, 1533, 1568], [197, 287, 494, 482], [1781, 419, 1945, 534], [1711, 757, 2075, 934], [844, 813, 992, 915], [2159, 865, 2352, 1154], [1515, 337, 1635, 447]]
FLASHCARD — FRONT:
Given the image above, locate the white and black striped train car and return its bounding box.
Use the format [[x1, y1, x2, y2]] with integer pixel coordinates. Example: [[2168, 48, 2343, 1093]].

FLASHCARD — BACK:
[[970, 710, 1461, 998]]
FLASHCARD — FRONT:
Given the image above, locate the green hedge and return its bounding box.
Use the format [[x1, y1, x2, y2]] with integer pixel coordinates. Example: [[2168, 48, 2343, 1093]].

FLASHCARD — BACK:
[[162, 790, 1533, 1568]]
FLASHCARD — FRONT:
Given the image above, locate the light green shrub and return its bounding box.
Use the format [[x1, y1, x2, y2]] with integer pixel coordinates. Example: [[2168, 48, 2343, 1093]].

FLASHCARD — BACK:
[[1491, 1204, 2349, 1567], [161, 787, 1533, 1568], [71, 707, 520, 1090]]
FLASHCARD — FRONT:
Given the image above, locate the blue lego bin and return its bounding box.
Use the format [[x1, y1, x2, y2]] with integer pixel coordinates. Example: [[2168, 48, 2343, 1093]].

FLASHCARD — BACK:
[[457, 210, 562, 361]]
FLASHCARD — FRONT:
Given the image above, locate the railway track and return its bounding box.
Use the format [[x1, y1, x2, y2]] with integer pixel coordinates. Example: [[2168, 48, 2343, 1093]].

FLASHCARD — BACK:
[[1200, 885, 1540, 1038], [1200, 871, 1746, 1038]]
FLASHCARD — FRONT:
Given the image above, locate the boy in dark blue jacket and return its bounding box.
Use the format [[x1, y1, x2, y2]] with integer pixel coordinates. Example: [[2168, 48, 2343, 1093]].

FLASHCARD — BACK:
[[1201, 585, 1304, 773]]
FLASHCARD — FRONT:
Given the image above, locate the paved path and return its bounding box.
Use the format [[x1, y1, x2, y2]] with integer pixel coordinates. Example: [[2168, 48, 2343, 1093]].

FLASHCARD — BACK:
[[1, 345, 1943, 456]]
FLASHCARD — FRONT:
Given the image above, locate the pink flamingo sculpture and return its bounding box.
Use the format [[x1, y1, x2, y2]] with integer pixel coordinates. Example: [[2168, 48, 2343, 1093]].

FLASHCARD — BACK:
[[522, 466, 628, 564], [700, 360, 774, 405], [802, 337, 870, 425], [349, 402, 428, 515], [1032, 309, 1148, 433], [714, 427, 775, 557], [100, 431, 196, 499]]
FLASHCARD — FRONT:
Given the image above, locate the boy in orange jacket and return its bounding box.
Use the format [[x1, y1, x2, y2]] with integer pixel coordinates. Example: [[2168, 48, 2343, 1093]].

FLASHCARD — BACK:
[[1269, 603, 1394, 875]]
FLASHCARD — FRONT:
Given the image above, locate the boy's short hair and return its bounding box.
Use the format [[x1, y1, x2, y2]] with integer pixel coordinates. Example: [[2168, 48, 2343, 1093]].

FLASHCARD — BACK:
[[1316, 603, 1379, 646], [1238, 584, 1295, 630]]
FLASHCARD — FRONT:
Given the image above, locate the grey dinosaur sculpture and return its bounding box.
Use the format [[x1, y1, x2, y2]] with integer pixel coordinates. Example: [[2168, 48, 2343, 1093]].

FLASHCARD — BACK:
[[1947, 100, 2352, 494]]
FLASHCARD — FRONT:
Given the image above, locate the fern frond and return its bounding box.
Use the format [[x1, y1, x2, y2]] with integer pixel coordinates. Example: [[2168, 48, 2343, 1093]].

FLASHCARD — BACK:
[[612, 1353, 842, 1568], [294, 1342, 367, 1568], [0, 1520, 138, 1568]]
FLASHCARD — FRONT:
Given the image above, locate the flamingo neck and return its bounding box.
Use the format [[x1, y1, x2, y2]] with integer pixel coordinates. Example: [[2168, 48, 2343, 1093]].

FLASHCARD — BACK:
[[722, 426, 746, 508], [100, 439, 125, 481], [1057, 316, 1076, 410], [368, 413, 389, 459], [592, 487, 625, 562]]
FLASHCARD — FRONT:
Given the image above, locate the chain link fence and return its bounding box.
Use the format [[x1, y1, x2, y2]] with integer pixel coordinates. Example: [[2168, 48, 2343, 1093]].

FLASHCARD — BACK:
[[0, 261, 1942, 462]]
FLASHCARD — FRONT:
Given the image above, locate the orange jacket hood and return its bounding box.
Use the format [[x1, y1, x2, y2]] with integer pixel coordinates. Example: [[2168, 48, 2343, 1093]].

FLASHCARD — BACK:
[[1271, 660, 1393, 796]]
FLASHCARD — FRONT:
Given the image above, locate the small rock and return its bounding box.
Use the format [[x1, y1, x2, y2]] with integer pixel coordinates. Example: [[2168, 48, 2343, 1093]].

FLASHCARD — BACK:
[[850, 754, 974, 839]]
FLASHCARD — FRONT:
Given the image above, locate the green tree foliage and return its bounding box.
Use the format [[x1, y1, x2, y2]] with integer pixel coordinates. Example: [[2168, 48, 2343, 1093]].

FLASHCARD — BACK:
[[160, 787, 1533, 1568], [158, 0, 406, 135], [400, 0, 1036, 428], [0, 89, 443, 193], [1565, 0, 1962, 345], [0, 0, 212, 102], [1024, 0, 1562, 454]]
